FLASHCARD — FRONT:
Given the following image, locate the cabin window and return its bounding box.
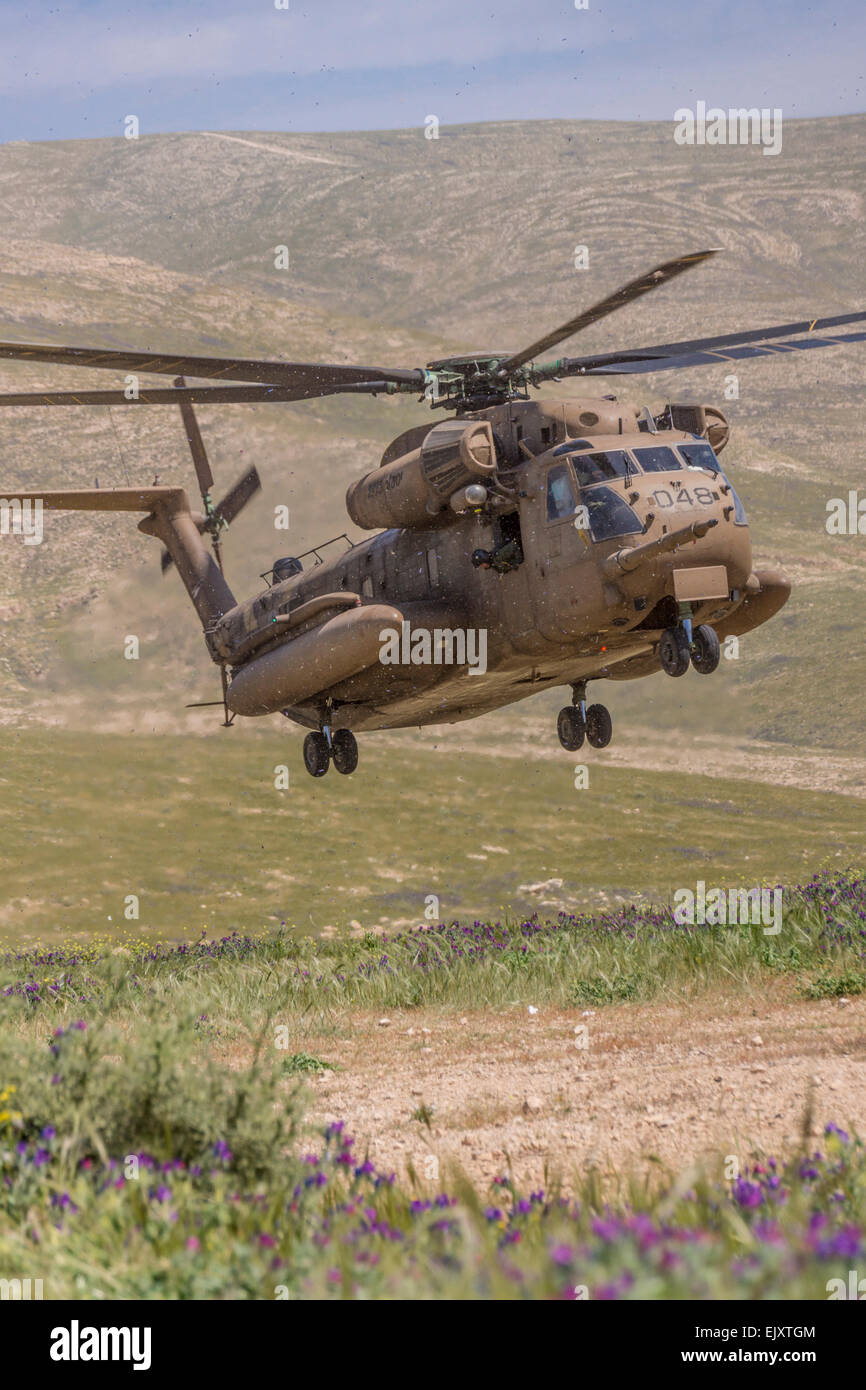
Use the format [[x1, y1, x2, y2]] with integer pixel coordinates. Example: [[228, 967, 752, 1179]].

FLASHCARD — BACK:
[[584, 487, 643, 542], [678, 442, 721, 474], [427, 548, 439, 586], [361, 576, 373, 597], [572, 449, 634, 486], [546, 464, 577, 521], [540, 425, 553, 447], [633, 445, 682, 472]]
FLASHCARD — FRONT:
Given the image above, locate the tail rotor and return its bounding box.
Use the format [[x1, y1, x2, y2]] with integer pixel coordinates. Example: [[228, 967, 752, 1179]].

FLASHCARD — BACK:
[[161, 376, 261, 576]]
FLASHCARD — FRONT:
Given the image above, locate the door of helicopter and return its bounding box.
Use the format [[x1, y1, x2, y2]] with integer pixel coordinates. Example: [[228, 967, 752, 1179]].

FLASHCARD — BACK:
[[525, 457, 598, 643]]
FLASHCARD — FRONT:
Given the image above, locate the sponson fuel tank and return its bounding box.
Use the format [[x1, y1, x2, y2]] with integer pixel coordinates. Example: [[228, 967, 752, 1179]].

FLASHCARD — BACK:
[[346, 418, 497, 530], [226, 602, 403, 715]]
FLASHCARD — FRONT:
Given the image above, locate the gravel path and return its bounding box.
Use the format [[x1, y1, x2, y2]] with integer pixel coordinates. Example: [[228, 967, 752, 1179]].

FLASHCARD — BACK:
[[298, 989, 866, 1189]]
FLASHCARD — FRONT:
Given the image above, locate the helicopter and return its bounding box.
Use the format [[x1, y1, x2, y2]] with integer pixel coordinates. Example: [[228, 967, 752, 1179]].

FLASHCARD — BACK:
[[3, 248, 865, 777]]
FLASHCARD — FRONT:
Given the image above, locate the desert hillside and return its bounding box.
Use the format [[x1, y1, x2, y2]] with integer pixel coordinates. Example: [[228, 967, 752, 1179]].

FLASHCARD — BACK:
[[0, 116, 863, 752]]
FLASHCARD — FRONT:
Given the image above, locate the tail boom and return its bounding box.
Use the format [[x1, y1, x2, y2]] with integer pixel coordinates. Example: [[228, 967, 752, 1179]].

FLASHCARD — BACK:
[[16, 487, 236, 638]]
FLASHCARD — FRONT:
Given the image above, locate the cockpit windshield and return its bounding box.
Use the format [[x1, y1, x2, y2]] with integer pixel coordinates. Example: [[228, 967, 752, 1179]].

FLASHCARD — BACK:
[[678, 441, 721, 474], [572, 449, 634, 486], [633, 445, 682, 472], [584, 487, 643, 542]]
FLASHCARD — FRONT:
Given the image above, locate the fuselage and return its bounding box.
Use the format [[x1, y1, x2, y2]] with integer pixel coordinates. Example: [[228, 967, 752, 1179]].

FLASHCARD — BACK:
[[212, 396, 787, 731]]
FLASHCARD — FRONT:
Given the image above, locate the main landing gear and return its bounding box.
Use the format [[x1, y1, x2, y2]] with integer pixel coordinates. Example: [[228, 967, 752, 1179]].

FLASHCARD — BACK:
[[302, 726, 359, 777], [658, 615, 721, 678], [557, 682, 613, 751]]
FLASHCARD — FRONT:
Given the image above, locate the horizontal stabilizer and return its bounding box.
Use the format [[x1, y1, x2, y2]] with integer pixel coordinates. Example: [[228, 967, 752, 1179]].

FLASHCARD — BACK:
[[9, 487, 190, 513]]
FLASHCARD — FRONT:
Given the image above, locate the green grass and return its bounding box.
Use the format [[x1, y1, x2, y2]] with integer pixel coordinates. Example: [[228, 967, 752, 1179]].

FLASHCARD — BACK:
[[801, 968, 866, 1000], [2, 870, 863, 1021], [281, 1052, 336, 1075], [1, 930, 864, 1300], [1, 727, 864, 947]]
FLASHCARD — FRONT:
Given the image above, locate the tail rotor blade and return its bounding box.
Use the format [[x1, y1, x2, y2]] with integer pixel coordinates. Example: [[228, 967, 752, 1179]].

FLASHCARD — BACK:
[[213, 464, 262, 527], [174, 376, 214, 502]]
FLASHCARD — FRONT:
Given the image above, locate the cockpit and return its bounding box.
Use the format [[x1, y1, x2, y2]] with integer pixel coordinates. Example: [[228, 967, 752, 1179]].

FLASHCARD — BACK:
[[544, 437, 746, 542]]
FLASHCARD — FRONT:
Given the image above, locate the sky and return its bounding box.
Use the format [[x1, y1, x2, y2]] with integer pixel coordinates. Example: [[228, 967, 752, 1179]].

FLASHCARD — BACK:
[[0, 0, 863, 142]]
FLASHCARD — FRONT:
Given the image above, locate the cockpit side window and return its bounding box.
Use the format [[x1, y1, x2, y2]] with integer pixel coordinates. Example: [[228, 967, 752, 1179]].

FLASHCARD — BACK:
[[584, 487, 643, 542], [678, 441, 721, 473], [724, 478, 748, 525], [572, 449, 635, 487], [677, 442, 746, 524], [546, 463, 577, 521], [633, 445, 682, 472]]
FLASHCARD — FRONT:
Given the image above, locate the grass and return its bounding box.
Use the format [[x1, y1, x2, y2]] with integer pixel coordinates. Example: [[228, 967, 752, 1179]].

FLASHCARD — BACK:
[[1, 726, 865, 946], [801, 968, 866, 1000], [281, 1052, 336, 1075], [0, 869, 863, 1298], [0, 879, 865, 1297], [1, 869, 864, 1020]]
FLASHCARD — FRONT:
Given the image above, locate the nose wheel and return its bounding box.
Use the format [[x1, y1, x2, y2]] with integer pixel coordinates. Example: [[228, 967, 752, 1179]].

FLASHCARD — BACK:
[[658, 623, 721, 677], [303, 727, 359, 777], [690, 624, 721, 674], [658, 626, 691, 676], [331, 729, 359, 774]]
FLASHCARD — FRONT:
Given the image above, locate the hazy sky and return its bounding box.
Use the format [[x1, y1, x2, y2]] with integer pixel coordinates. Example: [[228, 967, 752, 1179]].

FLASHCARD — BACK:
[[0, 0, 863, 141]]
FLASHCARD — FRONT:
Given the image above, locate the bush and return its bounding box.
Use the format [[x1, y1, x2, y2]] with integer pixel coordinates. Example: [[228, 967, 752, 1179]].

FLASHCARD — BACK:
[[0, 1007, 301, 1188]]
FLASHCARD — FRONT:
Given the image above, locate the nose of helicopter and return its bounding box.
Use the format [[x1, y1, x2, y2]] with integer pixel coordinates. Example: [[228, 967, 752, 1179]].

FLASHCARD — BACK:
[[600, 464, 753, 606]]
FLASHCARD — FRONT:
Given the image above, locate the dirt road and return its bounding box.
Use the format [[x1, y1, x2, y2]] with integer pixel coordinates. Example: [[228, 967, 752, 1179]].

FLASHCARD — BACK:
[[297, 988, 866, 1189]]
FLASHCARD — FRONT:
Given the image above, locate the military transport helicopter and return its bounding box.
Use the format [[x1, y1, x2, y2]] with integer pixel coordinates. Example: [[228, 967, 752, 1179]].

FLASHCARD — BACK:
[[4, 248, 865, 776]]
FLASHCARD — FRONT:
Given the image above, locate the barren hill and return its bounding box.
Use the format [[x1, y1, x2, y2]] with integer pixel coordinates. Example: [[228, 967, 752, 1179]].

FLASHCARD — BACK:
[[0, 116, 864, 752]]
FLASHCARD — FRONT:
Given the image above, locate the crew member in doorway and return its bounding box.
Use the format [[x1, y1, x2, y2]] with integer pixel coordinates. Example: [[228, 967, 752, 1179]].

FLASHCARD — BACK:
[[471, 537, 523, 574]]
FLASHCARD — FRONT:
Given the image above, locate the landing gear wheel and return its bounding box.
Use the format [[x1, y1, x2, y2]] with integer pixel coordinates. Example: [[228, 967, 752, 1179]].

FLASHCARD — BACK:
[[658, 626, 691, 677], [303, 731, 331, 777], [557, 706, 585, 751], [331, 729, 359, 775], [690, 624, 721, 674], [585, 703, 613, 749]]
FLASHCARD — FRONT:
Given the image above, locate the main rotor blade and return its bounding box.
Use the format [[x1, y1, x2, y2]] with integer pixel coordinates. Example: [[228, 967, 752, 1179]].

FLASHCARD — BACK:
[[580, 329, 866, 375], [0, 381, 397, 407], [174, 376, 213, 499], [556, 310, 866, 376], [496, 249, 720, 377], [213, 464, 261, 526], [0, 340, 425, 391]]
